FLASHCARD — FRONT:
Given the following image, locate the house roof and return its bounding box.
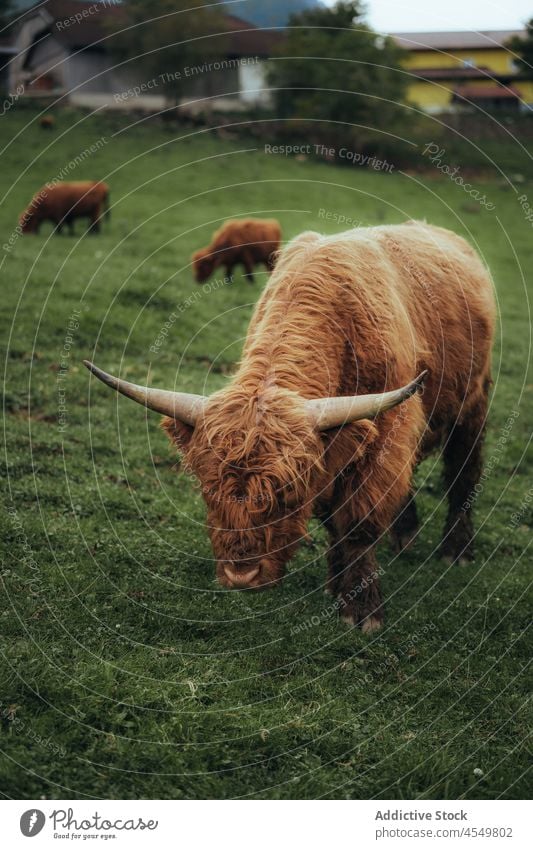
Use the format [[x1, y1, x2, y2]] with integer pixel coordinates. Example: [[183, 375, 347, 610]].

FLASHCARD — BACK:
[[392, 30, 524, 51], [0, 36, 18, 53], [14, 0, 124, 51], [412, 66, 494, 80], [453, 83, 521, 100], [222, 13, 282, 57], [13, 1, 280, 57]]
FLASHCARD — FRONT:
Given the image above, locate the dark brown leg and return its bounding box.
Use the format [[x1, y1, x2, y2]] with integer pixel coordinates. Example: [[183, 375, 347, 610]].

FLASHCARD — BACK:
[[440, 397, 488, 565], [332, 521, 384, 633], [390, 491, 419, 553], [89, 205, 102, 234], [241, 250, 255, 282], [321, 515, 344, 595]]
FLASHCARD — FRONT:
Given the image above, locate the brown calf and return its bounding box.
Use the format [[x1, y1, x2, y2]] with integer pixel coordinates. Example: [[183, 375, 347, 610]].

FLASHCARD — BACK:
[[191, 218, 281, 283], [19, 181, 109, 235]]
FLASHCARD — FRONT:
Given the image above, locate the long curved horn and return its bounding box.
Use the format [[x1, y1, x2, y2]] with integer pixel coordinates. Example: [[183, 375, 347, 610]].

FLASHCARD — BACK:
[[83, 360, 206, 426], [306, 370, 428, 431]]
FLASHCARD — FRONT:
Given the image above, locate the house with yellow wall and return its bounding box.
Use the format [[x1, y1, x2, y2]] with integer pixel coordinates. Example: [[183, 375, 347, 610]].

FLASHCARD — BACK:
[[392, 30, 533, 113]]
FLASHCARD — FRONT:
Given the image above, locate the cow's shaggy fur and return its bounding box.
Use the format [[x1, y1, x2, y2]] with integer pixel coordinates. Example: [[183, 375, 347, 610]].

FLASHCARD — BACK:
[[191, 218, 281, 283], [165, 221, 495, 631], [19, 181, 109, 235]]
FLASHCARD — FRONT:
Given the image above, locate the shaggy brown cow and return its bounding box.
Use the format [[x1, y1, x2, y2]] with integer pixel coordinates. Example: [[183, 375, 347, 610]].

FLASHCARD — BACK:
[[191, 218, 281, 283], [19, 181, 109, 235], [85, 221, 495, 633]]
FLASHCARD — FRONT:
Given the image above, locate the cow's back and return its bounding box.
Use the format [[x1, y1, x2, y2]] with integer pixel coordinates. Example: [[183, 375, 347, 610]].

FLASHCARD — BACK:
[[246, 221, 495, 434], [40, 181, 106, 215], [215, 218, 280, 250], [373, 222, 495, 426]]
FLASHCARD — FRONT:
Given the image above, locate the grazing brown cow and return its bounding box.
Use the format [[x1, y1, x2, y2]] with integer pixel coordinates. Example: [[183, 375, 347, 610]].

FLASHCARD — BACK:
[[85, 221, 495, 633], [191, 218, 281, 283], [40, 115, 55, 129], [19, 181, 110, 235]]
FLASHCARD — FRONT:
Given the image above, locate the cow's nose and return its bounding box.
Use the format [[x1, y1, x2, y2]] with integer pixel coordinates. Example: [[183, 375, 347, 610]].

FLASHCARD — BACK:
[[224, 564, 260, 587]]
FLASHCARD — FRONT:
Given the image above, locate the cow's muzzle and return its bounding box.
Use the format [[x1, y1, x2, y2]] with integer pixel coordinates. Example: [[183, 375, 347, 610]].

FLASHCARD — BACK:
[[222, 563, 261, 589]]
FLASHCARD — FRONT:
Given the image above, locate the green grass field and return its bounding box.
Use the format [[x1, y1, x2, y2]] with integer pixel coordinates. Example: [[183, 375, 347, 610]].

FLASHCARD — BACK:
[[1, 106, 531, 800]]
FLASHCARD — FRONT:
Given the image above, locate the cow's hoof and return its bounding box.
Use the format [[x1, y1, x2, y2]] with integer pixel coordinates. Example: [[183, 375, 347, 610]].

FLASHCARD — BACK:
[[340, 614, 383, 634], [340, 613, 355, 626], [441, 553, 473, 567], [391, 529, 418, 553], [361, 616, 383, 635], [458, 556, 472, 567]]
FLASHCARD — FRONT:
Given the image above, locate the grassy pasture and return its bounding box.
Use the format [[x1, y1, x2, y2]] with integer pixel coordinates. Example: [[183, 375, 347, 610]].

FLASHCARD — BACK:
[[0, 106, 531, 799]]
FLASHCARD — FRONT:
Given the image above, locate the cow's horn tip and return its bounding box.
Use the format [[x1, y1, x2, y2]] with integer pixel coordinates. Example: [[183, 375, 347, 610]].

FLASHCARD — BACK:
[[83, 360, 101, 378], [414, 369, 428, 391]]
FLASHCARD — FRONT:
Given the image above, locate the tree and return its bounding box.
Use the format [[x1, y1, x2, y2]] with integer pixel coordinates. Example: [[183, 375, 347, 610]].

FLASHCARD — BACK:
[[507, 20, 533, 78], [107, 0, 228, 101], [221, 0, 321, 29], [267, 1, 408, 142], [0, 0, 15, 30]]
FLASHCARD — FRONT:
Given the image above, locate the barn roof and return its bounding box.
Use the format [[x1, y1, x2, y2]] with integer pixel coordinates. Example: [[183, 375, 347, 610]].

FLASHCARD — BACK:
[[13, 1, 281, 57], [0, 38, 18, 54], [12, 0, 124, 51], [411, 66, 495, 81], [222, 13, 282, 57], [391, 30, 524, 51], [453, 83, 521, 100]]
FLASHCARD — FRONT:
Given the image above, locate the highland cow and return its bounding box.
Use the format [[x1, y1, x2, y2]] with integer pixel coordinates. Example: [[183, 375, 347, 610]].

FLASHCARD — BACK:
[[191, 218, 281, 283], [85, 221, 495, 633], [40, 115, 55, 130], [19, 181, 109, 235]]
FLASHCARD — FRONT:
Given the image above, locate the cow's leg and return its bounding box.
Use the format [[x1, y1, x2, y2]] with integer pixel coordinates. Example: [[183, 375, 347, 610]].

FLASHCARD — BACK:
[[321, 514, 344, 595], [334, 520, 384, 633], [89, 210, 101, 234], [439, 396, 488, 565], [390, 490, 419, 553], [241, 250, 255, 282]]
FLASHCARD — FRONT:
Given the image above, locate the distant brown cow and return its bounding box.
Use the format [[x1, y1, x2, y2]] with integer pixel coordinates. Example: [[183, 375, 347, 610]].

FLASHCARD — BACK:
[[19, 181, 110, 235], [192, 218, 281, 283], [40, 115, 55, 130]]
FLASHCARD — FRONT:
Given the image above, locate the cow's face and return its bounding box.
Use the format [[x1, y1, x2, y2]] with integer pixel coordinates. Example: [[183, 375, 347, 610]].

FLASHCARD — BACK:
[[19, 209, 38, 233], [166, 386, 324, 589], [84, 360, 425, 590], [191, 249, 214, 283]]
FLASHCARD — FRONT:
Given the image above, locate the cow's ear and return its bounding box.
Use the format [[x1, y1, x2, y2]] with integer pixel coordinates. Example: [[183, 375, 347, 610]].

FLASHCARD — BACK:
[[161, 416, 194, 451]]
